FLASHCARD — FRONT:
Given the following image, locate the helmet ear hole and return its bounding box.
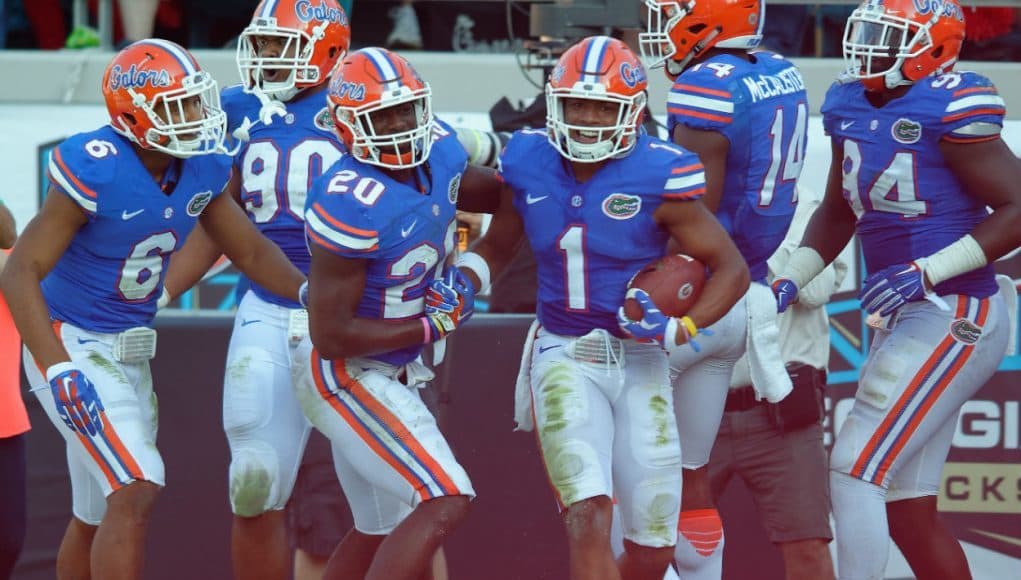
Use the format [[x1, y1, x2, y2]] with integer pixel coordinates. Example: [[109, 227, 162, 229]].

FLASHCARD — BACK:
[[931, 45, 944, 59], [123, 112, 137, 127], [688, 23, 707, 34]]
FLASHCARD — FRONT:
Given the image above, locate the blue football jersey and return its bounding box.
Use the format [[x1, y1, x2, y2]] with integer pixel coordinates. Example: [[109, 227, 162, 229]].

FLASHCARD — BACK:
[[821, 71, 1004, 298], [44, 126, 231, 332], [499, 130, 706, 338], [667, 51, 808, 281], [222, 85, 345, 307], [304, 121, 466, 366]]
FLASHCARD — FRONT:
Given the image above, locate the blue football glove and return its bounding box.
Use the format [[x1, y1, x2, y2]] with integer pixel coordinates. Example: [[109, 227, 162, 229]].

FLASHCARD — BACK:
[[859, 261, 929, 317], [46, 362, 105, 437], [423, 267, 476, 342], [771, 277, 800, 313], [616, 288, 710, 352]]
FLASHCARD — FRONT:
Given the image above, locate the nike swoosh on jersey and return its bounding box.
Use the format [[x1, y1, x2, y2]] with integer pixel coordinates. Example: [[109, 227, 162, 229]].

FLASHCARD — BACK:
[[526, 194, 549, 205], [240, 319, 261, 327], [401, 220, 418, 238], [76, 337, 99, 345], [840, 120, 855, 130], [538, 344, 562, 354], [122, 209, 145, 220]]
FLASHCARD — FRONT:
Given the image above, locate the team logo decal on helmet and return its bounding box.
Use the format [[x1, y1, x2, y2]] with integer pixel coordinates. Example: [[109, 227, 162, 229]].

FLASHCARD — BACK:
[[295, 0, 347, 23], [108, 65, 172, 90]]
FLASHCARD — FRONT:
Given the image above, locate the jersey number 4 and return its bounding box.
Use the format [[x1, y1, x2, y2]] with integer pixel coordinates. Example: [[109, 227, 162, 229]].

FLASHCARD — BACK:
[[841, 139, 927, 218]]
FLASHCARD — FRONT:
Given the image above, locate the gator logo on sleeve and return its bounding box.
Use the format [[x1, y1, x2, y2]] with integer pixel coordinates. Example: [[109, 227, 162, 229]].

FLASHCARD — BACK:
[[186, 191, 214, 216], [314, 107, 335, 132], [601, 193, 642, 220], [448, 173, 461, 205]]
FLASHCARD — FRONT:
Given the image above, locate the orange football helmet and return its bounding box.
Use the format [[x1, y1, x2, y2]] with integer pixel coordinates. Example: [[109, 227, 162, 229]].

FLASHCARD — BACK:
[[640, 0, 764, 74], [237, 0, 351, 101], [102, 39, 227, 157], [546, 36, 648, 163], [327, 48, 434, 169], [843, 0, 966, 92]]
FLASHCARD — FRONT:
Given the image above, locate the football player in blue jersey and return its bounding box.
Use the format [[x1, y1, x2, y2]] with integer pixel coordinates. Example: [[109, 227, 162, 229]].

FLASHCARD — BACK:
[[639, 1, 816, 577], [0, 40, 307, 580], [453, 36, 749, 580], [772, 0, 1021, 578], [294, 47, 499, 580], [162, 2, 351, 578]]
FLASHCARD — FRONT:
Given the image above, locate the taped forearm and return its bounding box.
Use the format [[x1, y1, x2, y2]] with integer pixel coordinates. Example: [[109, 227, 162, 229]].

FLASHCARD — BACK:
[[920, 234, 987, 287], [779, 246, 826, 290]]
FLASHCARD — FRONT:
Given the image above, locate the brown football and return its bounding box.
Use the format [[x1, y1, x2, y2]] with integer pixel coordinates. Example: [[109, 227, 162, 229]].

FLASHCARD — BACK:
[[623, 254, 706, 320]]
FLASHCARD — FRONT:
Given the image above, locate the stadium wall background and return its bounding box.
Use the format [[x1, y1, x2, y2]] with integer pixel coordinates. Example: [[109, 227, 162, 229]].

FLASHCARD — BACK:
[[2, 51, 1019, 579]]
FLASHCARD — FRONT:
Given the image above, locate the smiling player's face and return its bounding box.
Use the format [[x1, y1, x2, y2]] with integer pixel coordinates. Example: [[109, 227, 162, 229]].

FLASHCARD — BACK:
[[562, 97, 621, 144]]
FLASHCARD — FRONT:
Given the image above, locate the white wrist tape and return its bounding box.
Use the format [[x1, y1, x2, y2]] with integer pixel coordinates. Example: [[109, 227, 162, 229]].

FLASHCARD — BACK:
[[156, 287, 171, 309], [46, 361, 75, 382], [921, 234, 987, 287], [662, 317, 682, 353], [454, 251, 492, 294], [780, 246, 826, 289]]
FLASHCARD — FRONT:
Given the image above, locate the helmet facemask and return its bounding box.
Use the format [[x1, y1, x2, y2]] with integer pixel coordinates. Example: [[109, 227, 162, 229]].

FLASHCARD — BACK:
[[119, 71, 227, 158], [639, 0, 695, 69], [546, 87, 647, 163], [334, 86, 434, 169], [237, 18, 330, 101], [843, 4, 945, 90]]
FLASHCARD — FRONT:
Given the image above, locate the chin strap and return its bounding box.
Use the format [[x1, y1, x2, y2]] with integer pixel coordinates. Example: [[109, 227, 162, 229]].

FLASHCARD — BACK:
[[228, 88, 290, 155]]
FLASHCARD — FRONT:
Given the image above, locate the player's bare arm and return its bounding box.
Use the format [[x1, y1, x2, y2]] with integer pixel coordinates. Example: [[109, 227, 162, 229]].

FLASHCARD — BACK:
[[0, 202, 15, 248], [457, 184, 524, 293], [456, 165, 503, 214], [307, 245, 429, 359], [0, 188, 87, 368], [940, 137, 1021, 261], [162, 173, 243, 299], [800, 139, 858, 265], [671, 125, 730, 213], [655, 198, 749, 329], [199, 190, 305, 302]]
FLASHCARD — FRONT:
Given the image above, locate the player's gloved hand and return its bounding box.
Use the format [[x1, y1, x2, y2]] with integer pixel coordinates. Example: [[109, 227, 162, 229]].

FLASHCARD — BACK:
[[46, 362, 105, 436], [298, 280, 310, 309], [859, 261, 929, 317], [423, 267, 475, 342], [616, 288, 711, 352], [771, 277, 799, 313]]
